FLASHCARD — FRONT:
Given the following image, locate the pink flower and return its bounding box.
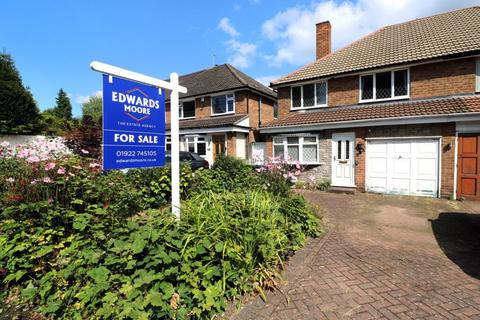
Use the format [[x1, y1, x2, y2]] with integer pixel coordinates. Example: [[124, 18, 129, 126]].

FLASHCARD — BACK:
[[45, 162, 56, 171], [42, 177, 53, 183], [26, 156, 40, 163], [89, 163, 101, 168], [1, 141, 9, 148], [308, 175, 316, 182], [5, 177, 14, 183], [57, 167, 66, 175], [81, 149, 89, 154], [30, 180, 37, 185]]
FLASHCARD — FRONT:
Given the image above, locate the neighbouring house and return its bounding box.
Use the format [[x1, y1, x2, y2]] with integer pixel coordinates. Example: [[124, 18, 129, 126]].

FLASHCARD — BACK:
[[261, 7, 480, 200], [165, 64, 277, 165]]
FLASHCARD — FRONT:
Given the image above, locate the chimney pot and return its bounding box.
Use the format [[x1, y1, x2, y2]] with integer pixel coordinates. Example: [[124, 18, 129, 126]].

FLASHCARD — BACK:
[[316, 21, 331, 60]]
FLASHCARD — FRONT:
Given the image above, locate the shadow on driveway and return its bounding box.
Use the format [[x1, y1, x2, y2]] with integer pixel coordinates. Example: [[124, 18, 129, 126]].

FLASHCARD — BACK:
[[430, 212, 480, 279]]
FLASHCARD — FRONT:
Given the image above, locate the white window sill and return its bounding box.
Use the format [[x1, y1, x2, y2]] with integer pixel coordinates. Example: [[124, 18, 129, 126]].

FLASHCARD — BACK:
[[359, 96, 409, 103], [211, 112, 235, 117], [290, 105, 327, 111], [180, 116, 195, 120]]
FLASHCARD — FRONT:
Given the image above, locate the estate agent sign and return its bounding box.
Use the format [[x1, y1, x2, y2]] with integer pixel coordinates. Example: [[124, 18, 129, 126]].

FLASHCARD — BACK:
[[102, 74, 165, 170]]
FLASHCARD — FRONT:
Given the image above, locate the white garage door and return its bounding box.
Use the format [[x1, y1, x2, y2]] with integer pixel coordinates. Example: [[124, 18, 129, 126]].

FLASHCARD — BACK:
[[366, 139, 439, 197]]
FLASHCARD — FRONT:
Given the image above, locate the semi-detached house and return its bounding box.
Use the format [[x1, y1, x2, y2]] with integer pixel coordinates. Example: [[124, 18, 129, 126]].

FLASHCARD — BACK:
[[165, 64, 277, 165], [261, 7, 480, 200]]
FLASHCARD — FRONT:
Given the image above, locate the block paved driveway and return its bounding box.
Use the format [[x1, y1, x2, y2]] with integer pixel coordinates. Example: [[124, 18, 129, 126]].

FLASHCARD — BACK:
[[228, 192, 480, 320]]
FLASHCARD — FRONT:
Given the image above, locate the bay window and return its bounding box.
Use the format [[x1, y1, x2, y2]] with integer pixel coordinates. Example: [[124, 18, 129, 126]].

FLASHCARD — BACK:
[[291, 81, 327, 109], [180, 100, 195, 118], [212, 93, 235, 115], [360, 69, 409, 102], [273, 135, 319, 163]]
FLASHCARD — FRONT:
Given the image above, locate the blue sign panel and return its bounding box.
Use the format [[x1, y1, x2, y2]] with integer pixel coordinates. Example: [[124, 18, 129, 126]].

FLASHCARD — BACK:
[[102, 74, 165, 170]]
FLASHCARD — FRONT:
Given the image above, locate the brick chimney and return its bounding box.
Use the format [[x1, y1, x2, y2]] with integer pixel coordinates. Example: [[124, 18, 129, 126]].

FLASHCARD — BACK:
[[316, 21, 331, 60]]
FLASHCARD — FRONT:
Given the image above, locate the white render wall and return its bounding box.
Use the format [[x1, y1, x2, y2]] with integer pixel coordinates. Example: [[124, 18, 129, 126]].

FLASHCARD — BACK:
[[236, 133, 246, 159]]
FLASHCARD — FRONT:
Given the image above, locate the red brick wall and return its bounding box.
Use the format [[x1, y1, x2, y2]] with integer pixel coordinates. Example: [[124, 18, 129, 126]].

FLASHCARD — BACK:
[[316, 21, 331, 60], [274, 57, 476, 119], [227, 132, 236, 156], [410, 58, 476, 98]]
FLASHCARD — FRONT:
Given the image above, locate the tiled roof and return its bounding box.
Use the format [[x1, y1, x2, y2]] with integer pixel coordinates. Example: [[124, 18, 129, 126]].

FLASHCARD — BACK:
[[178, 64, 276, 99], [261, 95, 480, 128], [166, 114, 248, 130], [273, 7, 480, 85]]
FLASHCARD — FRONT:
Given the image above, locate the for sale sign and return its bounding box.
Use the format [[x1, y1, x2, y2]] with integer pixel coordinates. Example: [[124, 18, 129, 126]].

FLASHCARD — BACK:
[[102, 74, 165, 170]]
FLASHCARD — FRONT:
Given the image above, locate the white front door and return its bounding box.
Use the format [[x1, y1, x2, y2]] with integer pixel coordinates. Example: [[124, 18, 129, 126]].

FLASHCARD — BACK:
[[332, 133, 355, 187]]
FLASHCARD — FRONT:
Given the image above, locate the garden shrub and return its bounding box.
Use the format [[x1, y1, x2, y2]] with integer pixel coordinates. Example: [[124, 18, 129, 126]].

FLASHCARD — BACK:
[[0, 144, 321, 319]]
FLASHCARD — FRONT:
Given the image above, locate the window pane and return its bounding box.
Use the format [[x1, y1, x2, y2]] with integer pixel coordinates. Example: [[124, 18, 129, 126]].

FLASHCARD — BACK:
[[287, 146, 299, 161], [166, 144, 171, 151], [303, 145, 317, 162], [303, 137, 317, 143], [376, 72, 392, 99], [287, 137, 299, 144], [337, 140, 342, 160], [273, 137, 284, 144], [197, 143, 206, 156], [316, 82, 327, 105], [188, 143, 195, 153], [394, 70, 408, 96], [227, 99, 234, 112], [303, 84, 315, 107], [182, 101, 195, 117], [345, 140, 350, 160], [212, 95, 226, 114], [361, 75, 373, 100], [292, 86, 301, 108], [273, 103, 279, 118], [273, 145, 284, 158]]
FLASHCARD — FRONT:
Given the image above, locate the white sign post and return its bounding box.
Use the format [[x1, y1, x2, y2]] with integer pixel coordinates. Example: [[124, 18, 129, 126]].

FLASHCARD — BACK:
[[90, 61, 187, 219]]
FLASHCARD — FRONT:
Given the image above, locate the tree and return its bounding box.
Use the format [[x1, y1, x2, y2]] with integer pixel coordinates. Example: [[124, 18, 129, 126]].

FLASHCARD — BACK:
[[64, 115, 102, 158], [0, 53, 40, 134], [53, 88, 72, 120], [81, 95, 102, 123]]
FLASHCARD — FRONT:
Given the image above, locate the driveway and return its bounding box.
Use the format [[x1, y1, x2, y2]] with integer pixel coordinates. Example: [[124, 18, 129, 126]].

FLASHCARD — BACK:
[[229, 192, 480, 319]]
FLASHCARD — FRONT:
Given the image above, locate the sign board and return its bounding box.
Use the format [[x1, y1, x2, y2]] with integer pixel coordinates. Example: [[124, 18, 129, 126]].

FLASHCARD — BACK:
[[102, 74, 165, 170]]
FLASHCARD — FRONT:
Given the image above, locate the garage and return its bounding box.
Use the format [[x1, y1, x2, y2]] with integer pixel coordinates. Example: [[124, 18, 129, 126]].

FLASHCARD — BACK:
[[366, 138, 440, 197]]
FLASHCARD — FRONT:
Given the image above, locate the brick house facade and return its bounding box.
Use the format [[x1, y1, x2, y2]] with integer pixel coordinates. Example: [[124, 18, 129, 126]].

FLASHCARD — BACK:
[[261, 7, 480, 200], [165, 64, 276, 165]]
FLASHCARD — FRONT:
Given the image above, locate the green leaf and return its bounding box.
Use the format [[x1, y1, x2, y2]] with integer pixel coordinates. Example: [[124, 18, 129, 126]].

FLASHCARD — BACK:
[[146, 290, 163, 307], [214, 241, 224, 253], [87, 266, 110, 284], [131, 238, 147, 254]]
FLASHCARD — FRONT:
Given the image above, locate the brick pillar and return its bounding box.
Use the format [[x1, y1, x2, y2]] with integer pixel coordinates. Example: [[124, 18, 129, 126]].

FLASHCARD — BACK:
[[355, 128, 367, 192], [440, 123, 456, 198]]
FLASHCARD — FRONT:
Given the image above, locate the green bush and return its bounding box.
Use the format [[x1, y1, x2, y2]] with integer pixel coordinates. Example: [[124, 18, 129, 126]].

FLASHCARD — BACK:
[[0, 154, 322, 319]]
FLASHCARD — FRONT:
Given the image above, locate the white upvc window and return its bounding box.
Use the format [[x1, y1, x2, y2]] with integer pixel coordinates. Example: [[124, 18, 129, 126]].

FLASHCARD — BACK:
[[360, 69, 409, 102], [211, 93, 235, 115], [179, 100, 195, 119], [165, 136, 171, 151], [476, 58, 480, 92], [183, 135, 207, 157], [291, 81, 327, 110], [273, 135, 319, 164]]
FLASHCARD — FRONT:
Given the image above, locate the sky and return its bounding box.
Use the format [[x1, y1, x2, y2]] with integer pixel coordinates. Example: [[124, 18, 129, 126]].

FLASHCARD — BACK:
[[1, 0, 479, 117]]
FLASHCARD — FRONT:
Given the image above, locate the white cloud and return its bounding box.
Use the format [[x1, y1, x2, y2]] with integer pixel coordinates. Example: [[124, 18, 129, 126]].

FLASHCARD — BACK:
[[261, 0, 479, 67], [217, 17, 240, 37], [226, 39, 257, 68], [75, 90, 102, 104], [255, 75, 281, 87]]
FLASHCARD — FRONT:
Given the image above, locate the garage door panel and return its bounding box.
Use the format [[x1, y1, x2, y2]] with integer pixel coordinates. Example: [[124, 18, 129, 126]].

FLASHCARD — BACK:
[[367, 139, 439, 197]]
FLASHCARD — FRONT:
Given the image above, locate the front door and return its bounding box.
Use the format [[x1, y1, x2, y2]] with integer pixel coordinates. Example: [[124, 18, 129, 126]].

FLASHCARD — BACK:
[[212, 135, 226, 160], [332, 133, 355, 187], [457, 134, 480, 200]]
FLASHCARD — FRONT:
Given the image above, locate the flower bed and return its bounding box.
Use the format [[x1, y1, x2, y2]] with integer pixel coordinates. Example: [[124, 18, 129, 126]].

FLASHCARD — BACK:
[[0, 141, 321, 319]]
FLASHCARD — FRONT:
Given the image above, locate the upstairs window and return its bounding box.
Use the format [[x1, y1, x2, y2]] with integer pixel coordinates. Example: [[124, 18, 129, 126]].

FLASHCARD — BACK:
[[360, 69, 409, 102], [212, 93, 235, 115], [180, 100, 195, 119], [273, 102, 279, 119], [291, 81, 327, 109]]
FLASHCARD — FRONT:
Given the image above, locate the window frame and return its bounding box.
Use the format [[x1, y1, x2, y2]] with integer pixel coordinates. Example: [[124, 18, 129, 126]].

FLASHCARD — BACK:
[[290, 81, 328, 110], [179, 99, 196, 119], [359, 68, 410, 103], [183, 135, 207, 157], [272, 135, 320, 164], [211, 92, 235, 116]]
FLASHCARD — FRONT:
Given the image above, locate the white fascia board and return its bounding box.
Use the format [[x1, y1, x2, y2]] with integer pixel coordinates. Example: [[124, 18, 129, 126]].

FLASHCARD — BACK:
[[166, 126, 250, 135], [260, 113, 480, 134]]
